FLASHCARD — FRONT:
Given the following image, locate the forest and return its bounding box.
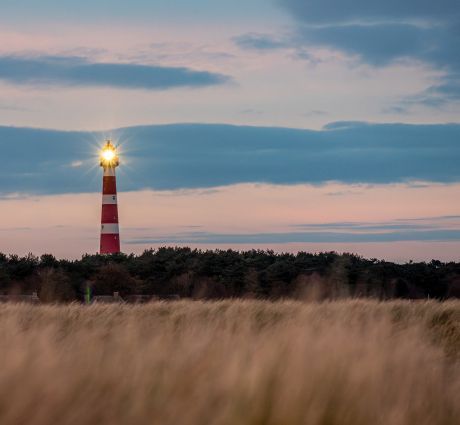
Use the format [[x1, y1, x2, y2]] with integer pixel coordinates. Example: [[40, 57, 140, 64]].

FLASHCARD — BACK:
[[0, 248, 459, 302]]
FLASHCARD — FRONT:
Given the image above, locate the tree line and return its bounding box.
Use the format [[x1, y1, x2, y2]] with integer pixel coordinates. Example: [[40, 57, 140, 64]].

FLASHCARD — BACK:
[[0, 248, 459, 302]]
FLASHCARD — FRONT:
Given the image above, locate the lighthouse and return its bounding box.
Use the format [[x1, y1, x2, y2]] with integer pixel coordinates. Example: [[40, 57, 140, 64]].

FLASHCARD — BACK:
[[99, 140, 121, 254]]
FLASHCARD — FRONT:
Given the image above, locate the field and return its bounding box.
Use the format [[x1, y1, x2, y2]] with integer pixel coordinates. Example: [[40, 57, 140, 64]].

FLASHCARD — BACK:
[[0, 300, 459, 425]]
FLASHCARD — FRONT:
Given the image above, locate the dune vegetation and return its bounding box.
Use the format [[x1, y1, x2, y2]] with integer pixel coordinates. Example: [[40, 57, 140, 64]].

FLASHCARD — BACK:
[[0, 300, 458, 425], [2, 249, 460, 302]]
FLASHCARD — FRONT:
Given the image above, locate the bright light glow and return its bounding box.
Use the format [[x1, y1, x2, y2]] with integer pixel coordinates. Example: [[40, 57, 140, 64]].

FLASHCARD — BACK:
[[102, 149, 115, 162], [99, 140, 119, 168]]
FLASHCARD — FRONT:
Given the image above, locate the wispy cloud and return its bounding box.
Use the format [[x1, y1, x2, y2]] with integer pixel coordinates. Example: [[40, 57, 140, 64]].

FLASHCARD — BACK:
[[70, 161, 84, 168], [0, 55, 231, 90], [0, 104, 30, 112], [232, 33, 289, 51], [126, 214, 460, 244], [233, 0, 460, 108], [126, 229, 460, 245], [291, 216, 460, 232]]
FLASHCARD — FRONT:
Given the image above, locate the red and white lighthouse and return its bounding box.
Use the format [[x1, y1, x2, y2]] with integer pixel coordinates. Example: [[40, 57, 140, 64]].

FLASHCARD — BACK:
[[99, 140, 121, 254]]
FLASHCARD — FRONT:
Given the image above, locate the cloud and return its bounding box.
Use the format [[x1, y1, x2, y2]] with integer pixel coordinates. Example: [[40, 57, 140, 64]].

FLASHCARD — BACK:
[[293, 22, 460, 105], [266, 1, 460, 107], [0, 55, 230, 90], [297, 23, 429, 66], [126, 215, 460, 245], [277, 0, 459, 24], [382, 105, 410, 115], [0, 122, 459, 195], [232, 33, 322, 64], [126, 229, 460, 245], [138, 215, 460, 244], [291, 215, 460, 232], [232, 33, 289, 51]]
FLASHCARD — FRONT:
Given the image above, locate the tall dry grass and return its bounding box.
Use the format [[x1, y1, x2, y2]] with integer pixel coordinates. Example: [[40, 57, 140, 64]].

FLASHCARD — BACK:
[[0, 300, 458, 425]]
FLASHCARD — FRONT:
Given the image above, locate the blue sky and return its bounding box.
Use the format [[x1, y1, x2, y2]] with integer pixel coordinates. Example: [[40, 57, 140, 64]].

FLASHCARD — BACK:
[[0, 0, 280, 24], [0, 0, 459, 260]]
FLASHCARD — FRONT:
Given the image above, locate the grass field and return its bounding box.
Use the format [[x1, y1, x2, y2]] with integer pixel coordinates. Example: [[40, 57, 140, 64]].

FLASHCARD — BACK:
[[0, 300, 459, 425]]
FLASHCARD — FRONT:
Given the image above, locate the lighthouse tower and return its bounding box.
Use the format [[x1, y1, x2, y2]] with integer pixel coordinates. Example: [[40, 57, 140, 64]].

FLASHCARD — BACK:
[[99, 140, 121, 254]]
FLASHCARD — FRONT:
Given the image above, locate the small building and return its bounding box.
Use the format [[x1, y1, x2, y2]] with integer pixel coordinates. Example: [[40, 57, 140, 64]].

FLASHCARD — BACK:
[[92, 292, 125, 304], [0, 292, 41, 304]]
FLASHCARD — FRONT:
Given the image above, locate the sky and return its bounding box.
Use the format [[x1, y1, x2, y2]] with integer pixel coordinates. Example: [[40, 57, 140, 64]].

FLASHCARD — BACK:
[[0, 0, 459, 261]]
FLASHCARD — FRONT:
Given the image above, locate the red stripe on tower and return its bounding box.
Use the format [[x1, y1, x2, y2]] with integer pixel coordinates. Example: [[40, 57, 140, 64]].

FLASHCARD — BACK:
[[99, 141, 121, 254]]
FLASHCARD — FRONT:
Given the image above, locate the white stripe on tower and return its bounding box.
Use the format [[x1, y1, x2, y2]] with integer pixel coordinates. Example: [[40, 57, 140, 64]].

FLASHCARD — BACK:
[[102, 194, 118, 204], [101, 223, 120, 234]]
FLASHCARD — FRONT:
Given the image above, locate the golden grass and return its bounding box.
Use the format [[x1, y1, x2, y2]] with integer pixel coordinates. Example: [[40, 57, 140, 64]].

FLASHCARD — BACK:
[[0, 300, 459, 425]]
